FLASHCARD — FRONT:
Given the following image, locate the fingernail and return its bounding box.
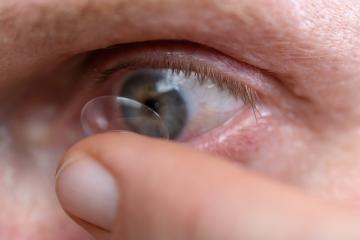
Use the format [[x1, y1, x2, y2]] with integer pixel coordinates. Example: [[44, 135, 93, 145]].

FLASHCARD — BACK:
[[56, 152, 119, 230]]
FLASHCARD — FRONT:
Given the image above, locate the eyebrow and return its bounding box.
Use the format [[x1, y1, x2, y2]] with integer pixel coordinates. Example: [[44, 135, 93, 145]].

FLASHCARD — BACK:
[[2, 0, 347, 89], [3, 0, 314, 62]]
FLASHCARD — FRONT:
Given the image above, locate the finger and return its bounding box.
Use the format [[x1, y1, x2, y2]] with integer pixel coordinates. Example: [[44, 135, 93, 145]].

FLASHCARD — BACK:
[[55, 132, 360, 240]]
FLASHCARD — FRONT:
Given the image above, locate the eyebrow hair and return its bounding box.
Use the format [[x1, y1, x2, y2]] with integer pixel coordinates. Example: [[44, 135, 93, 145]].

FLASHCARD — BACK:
[[1, 0, 346, 84], [0, 1, 98, 50], [1, 0, 305, 54], [0, 3, 22, 40]]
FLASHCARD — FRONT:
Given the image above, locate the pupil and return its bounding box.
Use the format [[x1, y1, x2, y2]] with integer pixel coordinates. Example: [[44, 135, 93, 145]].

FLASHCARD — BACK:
[[144, 98, 161, 114]]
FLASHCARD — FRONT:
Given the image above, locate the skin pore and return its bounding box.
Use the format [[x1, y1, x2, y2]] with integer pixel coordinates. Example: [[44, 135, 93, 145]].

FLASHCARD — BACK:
[[1, 0, 360, 239]]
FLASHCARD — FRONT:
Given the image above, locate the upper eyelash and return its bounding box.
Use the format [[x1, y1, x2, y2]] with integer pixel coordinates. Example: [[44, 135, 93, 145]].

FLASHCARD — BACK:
[[96, 53, 260, 115]]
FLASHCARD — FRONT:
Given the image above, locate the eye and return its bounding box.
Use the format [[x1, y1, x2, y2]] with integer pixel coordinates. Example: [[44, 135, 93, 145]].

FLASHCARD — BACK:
[[82, 41, 267, 142], [115, 68, 243, 140]]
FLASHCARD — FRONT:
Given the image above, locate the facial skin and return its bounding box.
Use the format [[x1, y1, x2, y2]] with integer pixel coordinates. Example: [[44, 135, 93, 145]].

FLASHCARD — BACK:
[[1, 0, 360, 239]]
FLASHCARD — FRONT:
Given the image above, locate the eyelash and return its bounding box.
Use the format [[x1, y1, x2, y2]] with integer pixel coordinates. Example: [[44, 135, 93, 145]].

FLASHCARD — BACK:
[[95, 52, 260, 115]]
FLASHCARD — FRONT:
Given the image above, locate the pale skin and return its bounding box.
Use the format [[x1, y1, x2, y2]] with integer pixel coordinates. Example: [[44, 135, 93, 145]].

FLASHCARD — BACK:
[[1, 0, 360, 239]]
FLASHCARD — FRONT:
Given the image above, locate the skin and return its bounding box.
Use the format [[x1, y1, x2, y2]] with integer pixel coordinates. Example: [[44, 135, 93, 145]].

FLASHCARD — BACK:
[[1, 0, 360, 239]]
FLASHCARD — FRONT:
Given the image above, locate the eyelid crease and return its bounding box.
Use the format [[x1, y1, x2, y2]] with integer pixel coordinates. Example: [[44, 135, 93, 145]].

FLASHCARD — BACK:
[[96, 53, 259, 114]]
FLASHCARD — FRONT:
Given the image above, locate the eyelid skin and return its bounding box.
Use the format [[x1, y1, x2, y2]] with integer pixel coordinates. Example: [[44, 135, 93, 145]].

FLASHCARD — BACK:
[[87, 41, 283, 102]]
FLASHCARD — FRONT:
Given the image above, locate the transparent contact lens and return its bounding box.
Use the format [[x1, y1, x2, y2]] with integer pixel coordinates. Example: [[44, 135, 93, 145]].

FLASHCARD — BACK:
[[81, 96, 170, 139]]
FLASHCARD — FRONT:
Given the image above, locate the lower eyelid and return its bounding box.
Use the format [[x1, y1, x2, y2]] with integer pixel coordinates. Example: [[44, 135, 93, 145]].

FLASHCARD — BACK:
[[187, 106, 271, 160]]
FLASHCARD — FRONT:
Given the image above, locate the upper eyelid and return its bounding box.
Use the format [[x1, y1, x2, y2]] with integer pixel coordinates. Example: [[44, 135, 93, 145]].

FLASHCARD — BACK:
[[89, 41, 278, 96]]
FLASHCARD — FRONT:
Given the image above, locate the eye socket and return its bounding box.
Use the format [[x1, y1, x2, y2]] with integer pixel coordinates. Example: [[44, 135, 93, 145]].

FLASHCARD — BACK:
[[83, 41, 265, 141]]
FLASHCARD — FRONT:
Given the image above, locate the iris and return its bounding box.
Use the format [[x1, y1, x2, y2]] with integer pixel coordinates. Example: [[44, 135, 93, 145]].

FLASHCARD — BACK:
[[119, 69, 188, 139]]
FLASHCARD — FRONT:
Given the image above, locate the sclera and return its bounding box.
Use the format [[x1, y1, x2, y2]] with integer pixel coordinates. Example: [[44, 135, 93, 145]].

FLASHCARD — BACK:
[[81, 96, 169, 139]]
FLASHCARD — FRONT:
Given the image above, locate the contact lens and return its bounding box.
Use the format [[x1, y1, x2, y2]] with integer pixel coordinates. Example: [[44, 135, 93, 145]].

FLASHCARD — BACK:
[[81, 96, 170, 139]]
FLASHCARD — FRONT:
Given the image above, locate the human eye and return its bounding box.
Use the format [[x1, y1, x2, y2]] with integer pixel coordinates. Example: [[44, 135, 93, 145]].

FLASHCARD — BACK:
[[72, 41, 275, 148]]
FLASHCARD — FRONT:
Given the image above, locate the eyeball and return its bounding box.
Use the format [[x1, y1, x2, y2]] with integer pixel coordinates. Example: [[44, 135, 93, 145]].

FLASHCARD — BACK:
[[81, 96, 169, 139]]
